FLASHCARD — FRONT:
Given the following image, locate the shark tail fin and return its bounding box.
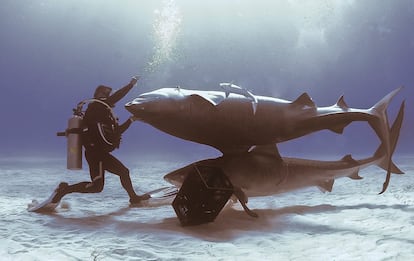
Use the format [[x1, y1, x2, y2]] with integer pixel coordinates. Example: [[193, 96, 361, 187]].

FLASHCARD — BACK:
[[374, 100, 405, 175], [367, 87, 403, 194]]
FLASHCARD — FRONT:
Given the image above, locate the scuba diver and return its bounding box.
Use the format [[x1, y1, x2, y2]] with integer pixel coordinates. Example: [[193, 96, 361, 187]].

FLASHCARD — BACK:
[[52, 76, 149, 205]]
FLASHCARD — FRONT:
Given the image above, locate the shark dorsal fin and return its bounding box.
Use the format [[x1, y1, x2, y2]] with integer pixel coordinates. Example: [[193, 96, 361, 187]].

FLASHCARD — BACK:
[[292, 93, 315, 108], [249, 144, 282, 159], [341, 154, 357, 163], [336, 95, 349, 109]]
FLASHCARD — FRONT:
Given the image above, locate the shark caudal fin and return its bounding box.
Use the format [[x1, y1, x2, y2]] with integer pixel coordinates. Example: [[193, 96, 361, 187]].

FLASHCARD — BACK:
[[367, 87, 403, 194], [374, 101, 405, 175]]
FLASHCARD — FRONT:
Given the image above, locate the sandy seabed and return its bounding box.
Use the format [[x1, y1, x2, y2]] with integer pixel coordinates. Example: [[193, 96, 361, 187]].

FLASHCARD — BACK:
[[0, 155, 413, 261]]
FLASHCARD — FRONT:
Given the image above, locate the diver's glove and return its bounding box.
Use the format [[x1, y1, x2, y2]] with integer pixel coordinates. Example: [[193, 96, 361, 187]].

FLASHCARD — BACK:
[[130, 76, 140, 86]]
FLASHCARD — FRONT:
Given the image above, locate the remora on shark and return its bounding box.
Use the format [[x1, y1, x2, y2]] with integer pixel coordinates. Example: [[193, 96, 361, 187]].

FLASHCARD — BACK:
[[163, 102, 405, 217]]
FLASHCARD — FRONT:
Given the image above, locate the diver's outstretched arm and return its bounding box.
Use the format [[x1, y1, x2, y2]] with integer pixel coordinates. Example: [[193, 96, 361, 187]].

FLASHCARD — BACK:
[[107, 76, 139, 106]]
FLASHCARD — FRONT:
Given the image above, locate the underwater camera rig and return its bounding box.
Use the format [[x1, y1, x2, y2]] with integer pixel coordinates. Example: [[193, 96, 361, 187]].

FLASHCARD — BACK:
[[172, 164, 234, 226]]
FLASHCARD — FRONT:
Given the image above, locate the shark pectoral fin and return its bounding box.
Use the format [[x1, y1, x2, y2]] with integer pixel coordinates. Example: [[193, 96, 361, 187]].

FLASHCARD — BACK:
[[188, 94, 220, 107], [317, 179, 335, 193], [233, 187, 258, 218], [233, 187, 248, 204]]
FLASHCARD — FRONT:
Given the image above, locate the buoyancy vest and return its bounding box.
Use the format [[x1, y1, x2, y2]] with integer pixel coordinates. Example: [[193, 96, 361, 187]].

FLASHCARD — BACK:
[[77, 99, 121, 152]]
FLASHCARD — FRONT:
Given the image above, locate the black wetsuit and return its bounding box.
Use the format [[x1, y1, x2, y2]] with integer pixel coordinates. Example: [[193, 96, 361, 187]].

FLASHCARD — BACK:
[[53, 82, 138, 202]]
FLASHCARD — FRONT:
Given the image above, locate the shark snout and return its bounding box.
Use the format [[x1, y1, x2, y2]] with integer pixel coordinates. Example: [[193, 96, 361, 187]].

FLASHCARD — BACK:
[[125, 98, 149, 114]]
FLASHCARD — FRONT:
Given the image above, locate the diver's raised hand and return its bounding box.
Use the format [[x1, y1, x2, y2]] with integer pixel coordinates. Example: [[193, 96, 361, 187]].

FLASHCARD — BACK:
[[130, 76, 140, 86]]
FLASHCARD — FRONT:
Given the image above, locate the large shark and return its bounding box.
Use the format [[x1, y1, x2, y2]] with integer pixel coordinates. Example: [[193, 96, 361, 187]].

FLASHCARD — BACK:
[[163, 102, 405, 217], [125, 85, 402, 192]]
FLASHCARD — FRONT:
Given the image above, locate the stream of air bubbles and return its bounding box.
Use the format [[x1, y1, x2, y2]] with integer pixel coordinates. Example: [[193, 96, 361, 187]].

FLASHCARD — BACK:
[[145, 0, 182, 73]]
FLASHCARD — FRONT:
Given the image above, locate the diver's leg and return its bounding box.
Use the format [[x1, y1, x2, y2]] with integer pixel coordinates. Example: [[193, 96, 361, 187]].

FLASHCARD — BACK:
[[104, 154, 149, 203], [51, 150, 105, 203]]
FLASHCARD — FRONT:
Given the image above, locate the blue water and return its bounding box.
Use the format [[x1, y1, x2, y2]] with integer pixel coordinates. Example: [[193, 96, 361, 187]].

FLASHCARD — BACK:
[[0, 0, 412, 159], [0, 2, 413, 259]]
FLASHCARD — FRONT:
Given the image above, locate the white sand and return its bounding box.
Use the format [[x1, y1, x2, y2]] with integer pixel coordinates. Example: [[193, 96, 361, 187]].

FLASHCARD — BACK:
[[0, 155, 413, 260]]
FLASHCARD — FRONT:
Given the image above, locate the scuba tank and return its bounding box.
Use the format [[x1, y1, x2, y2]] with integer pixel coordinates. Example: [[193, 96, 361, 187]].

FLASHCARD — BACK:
[[57, 99, 114, 170], [65, 114, 83, 170], [57, 102, 86, 170]]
